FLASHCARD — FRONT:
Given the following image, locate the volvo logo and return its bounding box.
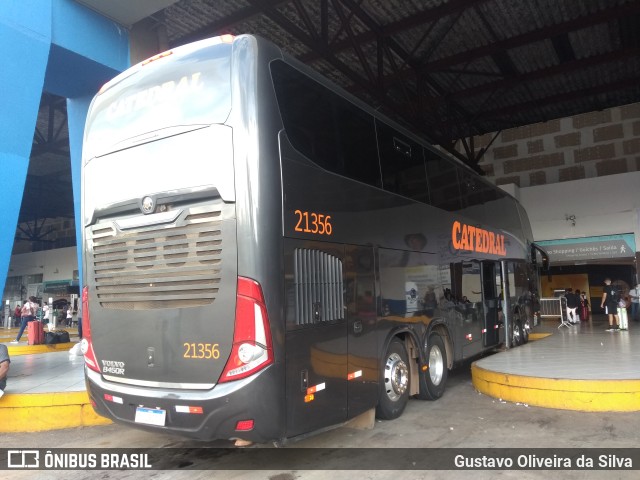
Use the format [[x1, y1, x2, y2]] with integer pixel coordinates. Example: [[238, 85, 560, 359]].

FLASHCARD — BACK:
[[141, 196, 155, 215]]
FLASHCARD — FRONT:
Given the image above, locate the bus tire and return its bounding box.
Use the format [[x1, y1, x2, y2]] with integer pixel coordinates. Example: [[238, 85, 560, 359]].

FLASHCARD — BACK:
[[376, 338, 410, 420], [511, 319, 523, 347], [418, 333, 448, 400], [521, 318, 530, 344]]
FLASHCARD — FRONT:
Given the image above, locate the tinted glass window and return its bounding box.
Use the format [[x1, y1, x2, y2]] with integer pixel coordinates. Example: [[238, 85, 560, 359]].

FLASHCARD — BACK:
[[271, 61, 380, 187], [86, 42, 232, 158], [377, 120, 428, 203], [460, 170, 498, 208], [424, 148, 462, 211]]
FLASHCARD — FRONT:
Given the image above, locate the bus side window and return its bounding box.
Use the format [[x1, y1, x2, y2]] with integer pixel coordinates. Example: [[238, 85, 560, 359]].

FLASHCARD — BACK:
[[377, 120, 429, 203], [424, 148, 463, 212], [271, 60, 380, 189]]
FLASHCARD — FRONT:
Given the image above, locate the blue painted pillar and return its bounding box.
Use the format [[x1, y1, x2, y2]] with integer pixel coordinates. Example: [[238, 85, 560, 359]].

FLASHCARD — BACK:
[[67, 96, 93, 295], [0, 0, 129, 301], [48, 0, 129, 296], [0, 3, 52, 300]]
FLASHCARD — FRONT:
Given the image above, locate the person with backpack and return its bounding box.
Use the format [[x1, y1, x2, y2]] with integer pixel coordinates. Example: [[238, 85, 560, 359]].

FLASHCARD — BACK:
[[11, 296, 37, 343], [600, 278, 620, 331]]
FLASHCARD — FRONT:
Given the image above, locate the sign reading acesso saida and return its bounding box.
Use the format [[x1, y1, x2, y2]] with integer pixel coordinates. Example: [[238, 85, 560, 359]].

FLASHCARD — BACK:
[[451, 221, 507, 256]]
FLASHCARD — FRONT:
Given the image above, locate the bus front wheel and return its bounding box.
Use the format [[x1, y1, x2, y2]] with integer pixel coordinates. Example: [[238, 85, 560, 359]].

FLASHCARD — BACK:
[[417, 333, 448, 400], [376, 338, 410, 420]]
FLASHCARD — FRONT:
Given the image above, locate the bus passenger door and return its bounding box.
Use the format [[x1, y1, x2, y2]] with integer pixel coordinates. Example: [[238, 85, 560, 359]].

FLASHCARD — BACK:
[[344, 246, 378, 419], [482, 261, 502, 347], [283, 240, 348, 438]]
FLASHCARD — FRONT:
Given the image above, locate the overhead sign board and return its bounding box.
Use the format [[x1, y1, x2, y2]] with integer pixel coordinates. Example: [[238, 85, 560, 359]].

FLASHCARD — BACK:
[[536, 234, 636, 263]]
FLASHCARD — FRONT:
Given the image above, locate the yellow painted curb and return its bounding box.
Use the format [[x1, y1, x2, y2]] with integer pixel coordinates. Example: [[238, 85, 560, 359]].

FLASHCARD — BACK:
[[528, 333, 552, 341], [0, 391, 112, 432], [471, 363, 640, 412], [7, 342, 79, 356]]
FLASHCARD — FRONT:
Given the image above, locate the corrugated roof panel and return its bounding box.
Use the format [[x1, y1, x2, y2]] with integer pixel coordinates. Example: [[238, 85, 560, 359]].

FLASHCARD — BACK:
[[570, 23, 616, 59], [365, 0, 446, 26], [427, 8, 496, 62], [509, 39, 558, 74]]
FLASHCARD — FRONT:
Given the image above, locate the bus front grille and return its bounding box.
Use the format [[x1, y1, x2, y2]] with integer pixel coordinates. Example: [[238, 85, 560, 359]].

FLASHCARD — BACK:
[[90, 209, 223, 310]]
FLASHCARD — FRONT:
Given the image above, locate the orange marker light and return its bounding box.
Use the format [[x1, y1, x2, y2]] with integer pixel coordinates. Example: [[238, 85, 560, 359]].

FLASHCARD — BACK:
[[304, 394, 315, 403], [142, 50, 173, 66]]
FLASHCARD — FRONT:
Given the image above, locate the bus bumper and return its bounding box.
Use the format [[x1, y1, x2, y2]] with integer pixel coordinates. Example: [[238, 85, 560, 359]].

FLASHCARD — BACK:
[[85, 365, 283, 443]]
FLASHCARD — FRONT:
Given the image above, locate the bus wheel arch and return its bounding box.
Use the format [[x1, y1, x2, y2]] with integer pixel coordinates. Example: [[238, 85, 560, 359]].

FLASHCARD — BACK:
[[417, 328, 449, 400], [376, 336, 411, 420]]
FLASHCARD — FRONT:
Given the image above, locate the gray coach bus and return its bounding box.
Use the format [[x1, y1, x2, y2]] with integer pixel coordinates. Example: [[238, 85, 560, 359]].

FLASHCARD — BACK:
[[80, 34, 543, 444]]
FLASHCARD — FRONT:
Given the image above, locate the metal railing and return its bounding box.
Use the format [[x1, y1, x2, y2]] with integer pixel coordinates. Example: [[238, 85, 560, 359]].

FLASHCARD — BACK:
[[539, 297, 571, 328]]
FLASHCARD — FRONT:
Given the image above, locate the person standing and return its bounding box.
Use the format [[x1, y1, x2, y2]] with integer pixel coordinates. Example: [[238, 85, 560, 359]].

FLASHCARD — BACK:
[[628, 283, 640, 321], [13, 304, 21, 328], [578, 290, 590, 321], [601, 278, 620, 331], [565, 288, 579, 324], [0, 343, 10, 396], [42, 303, 50, 324], [12, 297, 36, 343]]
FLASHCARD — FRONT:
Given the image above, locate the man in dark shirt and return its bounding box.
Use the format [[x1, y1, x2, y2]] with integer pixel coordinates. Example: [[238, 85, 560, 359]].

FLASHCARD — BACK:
[[565, 288, 579, 324], [600, 278, 620, 331]]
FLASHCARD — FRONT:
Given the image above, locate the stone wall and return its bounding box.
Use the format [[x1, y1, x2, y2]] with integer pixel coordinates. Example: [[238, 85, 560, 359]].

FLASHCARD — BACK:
[[467, 102, 640, 188]]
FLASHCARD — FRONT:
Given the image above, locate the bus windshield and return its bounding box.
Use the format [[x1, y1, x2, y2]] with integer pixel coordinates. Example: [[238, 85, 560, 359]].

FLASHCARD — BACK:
[[84, 41, 232, 159]]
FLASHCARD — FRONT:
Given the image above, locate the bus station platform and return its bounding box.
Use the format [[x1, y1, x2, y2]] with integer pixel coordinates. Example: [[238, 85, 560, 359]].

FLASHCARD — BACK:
[[0, 327, 111, 433], [1, 315, 639, 433], [472, 314, 640, 412]]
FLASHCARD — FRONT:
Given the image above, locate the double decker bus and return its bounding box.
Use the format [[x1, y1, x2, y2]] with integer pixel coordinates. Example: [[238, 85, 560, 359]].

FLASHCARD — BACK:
[[80, 34, 545, 444]]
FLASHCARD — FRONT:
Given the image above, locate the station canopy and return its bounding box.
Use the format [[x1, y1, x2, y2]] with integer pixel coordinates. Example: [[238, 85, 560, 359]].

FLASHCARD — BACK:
[[28, 0, 640, 226]]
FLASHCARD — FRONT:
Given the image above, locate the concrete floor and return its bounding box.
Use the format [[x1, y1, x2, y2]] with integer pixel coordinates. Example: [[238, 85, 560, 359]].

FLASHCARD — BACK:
[[2, 318, 639, 479]]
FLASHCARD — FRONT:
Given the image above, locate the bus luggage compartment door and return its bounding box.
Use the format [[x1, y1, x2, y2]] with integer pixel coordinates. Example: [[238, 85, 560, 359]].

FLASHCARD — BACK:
[[284, 240, 348, 438], [482, 261, 502, 347], [283, 241, 379, 437]]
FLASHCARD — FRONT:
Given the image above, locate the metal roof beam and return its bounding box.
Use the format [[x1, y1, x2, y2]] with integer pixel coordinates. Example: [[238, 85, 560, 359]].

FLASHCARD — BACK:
[[421, 2, 640, 73], [168, 0, 288, 46]]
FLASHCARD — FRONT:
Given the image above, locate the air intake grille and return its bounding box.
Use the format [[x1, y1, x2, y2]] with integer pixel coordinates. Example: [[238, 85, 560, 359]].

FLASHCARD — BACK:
[[294, 249, 344, 325], [90, 209, 222, 310]]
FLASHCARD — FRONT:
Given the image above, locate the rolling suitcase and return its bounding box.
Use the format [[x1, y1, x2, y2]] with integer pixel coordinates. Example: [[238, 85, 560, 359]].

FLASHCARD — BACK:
[[27, 320, 45, 345], [618, 307, 628, 330], [580, 303, 589, 321]]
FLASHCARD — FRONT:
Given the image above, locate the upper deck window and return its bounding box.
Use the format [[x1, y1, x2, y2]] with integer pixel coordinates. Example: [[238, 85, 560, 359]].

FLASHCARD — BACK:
[[85, 42, 232, 158], [271, 60, 381, 188]]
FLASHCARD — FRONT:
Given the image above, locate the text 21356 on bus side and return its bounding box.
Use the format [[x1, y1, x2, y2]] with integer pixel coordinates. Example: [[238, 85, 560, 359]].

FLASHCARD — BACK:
[[294, 210, 333, 235]]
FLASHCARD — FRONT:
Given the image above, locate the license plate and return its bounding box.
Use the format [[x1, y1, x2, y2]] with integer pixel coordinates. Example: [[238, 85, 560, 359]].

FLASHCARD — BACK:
[[134, 407, 166, 426]]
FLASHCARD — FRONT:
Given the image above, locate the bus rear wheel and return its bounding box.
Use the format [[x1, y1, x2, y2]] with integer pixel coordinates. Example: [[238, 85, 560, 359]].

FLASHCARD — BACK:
[[522, 318, 530, 344], [511, 319, 523, 347], [376, 338, 410, 420], [418, 333, 448, 400]]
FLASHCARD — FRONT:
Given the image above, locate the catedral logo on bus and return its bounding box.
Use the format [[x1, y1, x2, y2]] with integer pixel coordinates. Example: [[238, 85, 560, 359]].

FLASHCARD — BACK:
[[106, 72, 204, 120], [451, 221, 507, 256]]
